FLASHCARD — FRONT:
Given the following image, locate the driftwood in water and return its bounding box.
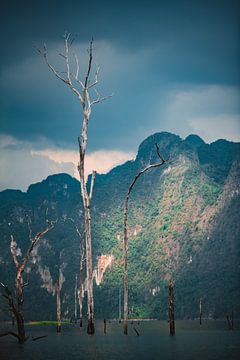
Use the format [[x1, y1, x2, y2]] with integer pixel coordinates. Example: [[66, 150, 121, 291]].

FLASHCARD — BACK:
[[133, 327, 140, 336], [32, 335, 48, 341], [169, 279, 175, 335]]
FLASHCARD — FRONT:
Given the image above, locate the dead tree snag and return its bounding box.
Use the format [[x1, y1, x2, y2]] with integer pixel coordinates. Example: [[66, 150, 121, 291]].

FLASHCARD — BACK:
[[38, 34, 111, 335], [169, 279, 175, 335], [123, 144, 167, 335], [0, 214, 54, 343]]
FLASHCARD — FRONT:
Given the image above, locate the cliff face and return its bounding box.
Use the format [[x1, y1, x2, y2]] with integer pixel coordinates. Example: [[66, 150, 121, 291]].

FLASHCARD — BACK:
[[0, 132, 239, 320]]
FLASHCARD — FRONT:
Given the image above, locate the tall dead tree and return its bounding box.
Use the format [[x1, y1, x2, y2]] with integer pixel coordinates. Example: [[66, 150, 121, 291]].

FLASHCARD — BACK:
[[56, 269, 61, 333], [169, 279, 175, 335], [123, 144, 166, 334], [199, 298, 202, 325], [118, 287, 121, 323], [74, 273, 78, 323], [0, 216, 54, 343], [38, 33, 111, 334]]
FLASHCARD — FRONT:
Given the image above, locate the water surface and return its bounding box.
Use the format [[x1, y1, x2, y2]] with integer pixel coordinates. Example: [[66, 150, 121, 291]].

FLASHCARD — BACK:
[[0, 320, 239, 360]]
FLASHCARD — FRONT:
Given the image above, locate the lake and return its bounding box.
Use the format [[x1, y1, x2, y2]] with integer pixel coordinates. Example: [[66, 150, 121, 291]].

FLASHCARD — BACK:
[[0, 320, 239, 360]]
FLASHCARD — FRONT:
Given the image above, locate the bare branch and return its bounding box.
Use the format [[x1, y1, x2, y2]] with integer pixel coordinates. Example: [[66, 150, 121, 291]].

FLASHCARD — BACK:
[[0, 331, 20, 340], [64, 32, 71, 84], [91, 87, 113, 106], [155, 143, 166, 163], [123, 144, 167, 335], [0, 283, 17, 316], [10, 235, 19, 268], [74, 54, 84, 89], [88, 66, 100, 89], [37, 44, 84, 104], [89, 170, 97, 202], [19, 216, 56, 272], [84, 39, 93, 89]]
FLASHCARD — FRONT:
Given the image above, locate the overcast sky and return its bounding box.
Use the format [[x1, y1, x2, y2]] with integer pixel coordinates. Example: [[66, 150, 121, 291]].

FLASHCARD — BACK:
[[0, 0, 239, 190]]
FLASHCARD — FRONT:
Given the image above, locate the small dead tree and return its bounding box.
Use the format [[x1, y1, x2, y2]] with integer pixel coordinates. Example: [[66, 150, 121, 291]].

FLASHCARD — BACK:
[[199, 298, 202, 325], [169, 279, 175, 335], [0, 216, 55, 343], [38, 33, 111, 334], [55, 257, 66, 334], [56, 269, 61, 333], [118, 287, 122, 323], [123, 144, 167, 335], [74, 273, 78, 323]]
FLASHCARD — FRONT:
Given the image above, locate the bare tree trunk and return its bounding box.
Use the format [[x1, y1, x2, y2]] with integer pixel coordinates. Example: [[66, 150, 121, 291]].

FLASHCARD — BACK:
[[56, 274, 61, 334], [74, 274, 78, 323], [79, 233, 84, 328], [15, 274, 26, 343], [199, 298, 202, 325], [123, 199, 128, 335], [104, 318, 106, 334], [169, 279, 175, 336], [119, 288, 122, 323], [123, 144, 166, 335], [39, 35, 111, 335], [85, 206, 94, 334]]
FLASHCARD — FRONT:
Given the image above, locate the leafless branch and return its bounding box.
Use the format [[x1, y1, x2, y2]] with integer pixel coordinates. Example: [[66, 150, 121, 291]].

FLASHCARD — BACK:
[[123, 143, 167, 335], [89, 170, 96, 201], [84, 39, 93, 90], [90, 88, 114, 106], [36, 43, 84, 104], [19, 215, 56, 272], [88, 66, 100, 89], [0, 331, 20, 340], [74, 54, 84, 89]]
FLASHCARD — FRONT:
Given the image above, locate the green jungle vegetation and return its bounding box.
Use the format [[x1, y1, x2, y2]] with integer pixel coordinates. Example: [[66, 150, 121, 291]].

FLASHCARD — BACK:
[[0, 132, 239, 321]]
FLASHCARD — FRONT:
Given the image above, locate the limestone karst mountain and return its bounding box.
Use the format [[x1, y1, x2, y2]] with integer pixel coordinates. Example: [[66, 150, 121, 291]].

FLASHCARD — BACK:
[[0, 132, 239, 320]]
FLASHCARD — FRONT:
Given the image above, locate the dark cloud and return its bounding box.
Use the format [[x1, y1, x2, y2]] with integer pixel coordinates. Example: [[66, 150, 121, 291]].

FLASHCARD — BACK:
[[0, 0, 239, 152]]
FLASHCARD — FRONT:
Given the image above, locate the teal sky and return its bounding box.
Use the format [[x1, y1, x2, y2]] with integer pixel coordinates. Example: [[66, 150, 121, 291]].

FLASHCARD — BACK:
[[0, 0, 239, 190]]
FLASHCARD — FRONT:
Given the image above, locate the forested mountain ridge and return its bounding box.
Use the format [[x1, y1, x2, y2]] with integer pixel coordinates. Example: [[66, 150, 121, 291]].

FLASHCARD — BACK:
[[0, 132, 239, 320]]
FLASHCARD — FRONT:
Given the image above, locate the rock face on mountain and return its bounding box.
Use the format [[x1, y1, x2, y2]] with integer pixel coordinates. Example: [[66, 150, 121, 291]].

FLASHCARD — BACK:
[[0, 132, 239, 320]]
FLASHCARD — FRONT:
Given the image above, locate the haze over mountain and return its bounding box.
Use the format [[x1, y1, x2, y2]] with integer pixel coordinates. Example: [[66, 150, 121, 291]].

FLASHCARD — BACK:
[[0, 132, 239, 320]]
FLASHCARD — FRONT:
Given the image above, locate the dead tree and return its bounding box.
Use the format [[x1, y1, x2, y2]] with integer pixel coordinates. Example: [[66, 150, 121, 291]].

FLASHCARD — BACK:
[[56, 270, 61, 333], [169, 279, 175, 335], [0, 216, 54, 343], [199, 298, 202, 325], [123, 144, 167, 334], [74, 274, 78, 323], [118, 288, 121, 323], [38, 33, 111, 334]]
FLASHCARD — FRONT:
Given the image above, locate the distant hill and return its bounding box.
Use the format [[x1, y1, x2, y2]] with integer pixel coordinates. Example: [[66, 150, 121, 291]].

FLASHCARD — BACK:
[[0, 132, 239, 321]]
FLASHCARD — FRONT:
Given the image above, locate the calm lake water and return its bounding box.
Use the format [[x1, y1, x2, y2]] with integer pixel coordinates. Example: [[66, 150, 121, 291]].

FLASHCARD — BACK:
[[0, 320, 239, 360]]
